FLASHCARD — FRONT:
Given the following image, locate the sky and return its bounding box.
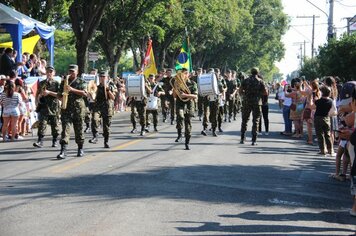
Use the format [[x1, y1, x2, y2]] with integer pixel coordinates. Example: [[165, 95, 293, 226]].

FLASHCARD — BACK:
[[276, 0, 356, 77]]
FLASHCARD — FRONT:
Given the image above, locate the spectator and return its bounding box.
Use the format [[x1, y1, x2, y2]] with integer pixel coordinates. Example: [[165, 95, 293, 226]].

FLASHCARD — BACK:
[[303, 80, 321, 145], [0, 81, 22, 141], [279, 84, 293, 135], [285, 78, 305, 138], [0, 48, 16, 76], [314, 86, 333, 156], [26, 54, 40, 77], [338, 87, 356, 216]]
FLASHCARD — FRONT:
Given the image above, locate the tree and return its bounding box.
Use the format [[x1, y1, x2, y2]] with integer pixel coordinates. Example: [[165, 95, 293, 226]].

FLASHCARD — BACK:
[[299, 57, 320, 81], [68, 0, 110, 74]]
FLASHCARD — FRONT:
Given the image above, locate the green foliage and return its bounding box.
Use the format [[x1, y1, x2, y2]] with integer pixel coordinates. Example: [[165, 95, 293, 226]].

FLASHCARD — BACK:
[[53, 30, 76, 75], [300, 34, 356, 81]]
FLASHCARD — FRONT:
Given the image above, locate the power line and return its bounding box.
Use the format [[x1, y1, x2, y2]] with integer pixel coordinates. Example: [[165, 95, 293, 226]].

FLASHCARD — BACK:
[[290, 25, 312, 42], [335, 0, 356, 8]]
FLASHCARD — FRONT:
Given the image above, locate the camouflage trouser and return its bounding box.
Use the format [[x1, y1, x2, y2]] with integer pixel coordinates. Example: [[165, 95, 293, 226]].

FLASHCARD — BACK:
[[197, 95, 204, 117], [146, 109, 158, 127], [225, 96, 235, 118], [209, 100, 219, 130], [201, 98, 209, 129], [240, 103, 261, 141], [84, 103, 94, 125], [234, 94, 241, 116], [218, 106, 224, 128], [60, 112, 85, 145], [176, 107, 192, 139], [161, 95, 175, 121], [131, 101, 146, 128], [314, 116, 332, 153], [37, 113, 59, 140], [92, 111, 112, 141]]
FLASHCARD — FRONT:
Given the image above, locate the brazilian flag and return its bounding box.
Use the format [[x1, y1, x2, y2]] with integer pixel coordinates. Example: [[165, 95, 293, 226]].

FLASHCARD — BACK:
[[175, 37, 192, 72]]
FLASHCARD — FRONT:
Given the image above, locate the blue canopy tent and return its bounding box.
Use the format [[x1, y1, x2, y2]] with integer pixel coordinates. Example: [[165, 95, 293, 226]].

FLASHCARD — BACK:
[[0, 3, 55, 65]]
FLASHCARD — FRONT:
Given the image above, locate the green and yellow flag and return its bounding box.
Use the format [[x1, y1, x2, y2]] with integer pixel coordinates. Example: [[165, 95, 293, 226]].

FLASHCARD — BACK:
[[175, 37, 192, 72]]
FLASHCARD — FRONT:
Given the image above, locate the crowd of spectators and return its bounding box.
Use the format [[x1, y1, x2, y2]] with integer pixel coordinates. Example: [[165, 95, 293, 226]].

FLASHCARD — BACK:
[[276, 76, 356, 216]]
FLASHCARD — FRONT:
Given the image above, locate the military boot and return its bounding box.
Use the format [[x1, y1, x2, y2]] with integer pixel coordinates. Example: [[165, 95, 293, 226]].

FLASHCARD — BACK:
[[240, 133, 245, 144], [201, 128, 207, 136], [33, 138, 43, 148], [77, 144, 84, 157], [140, 126, 146, 136], [185, 136, 190, 150], [251, 135, 257, 146], [175, 129, 182, 142], [212, 128, 218, 137], [154, 125, 158, 132], [218, 126, 224, 133], [89, 133, 98, 144], [104, 138, 110, 148], [57, 143, 67, 160], [52, 138, 58, 147]]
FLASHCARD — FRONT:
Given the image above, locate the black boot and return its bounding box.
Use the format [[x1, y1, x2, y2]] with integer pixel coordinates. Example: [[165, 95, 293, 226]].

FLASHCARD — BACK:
[[201, 129, 207, 136], [104, 138, 110, 148], [212, 128, 218, 137], [185, 136, 190, 150], [252, 135, 257, 146], [77, 144, 84, 157], [33, 137, 43, 148], [240, 133, 245, 144], [57, 143, 67, 159], [154, 125, 158, 132], [52, 138, 58, 147], [218, 126, 224, 132], [175, 129, 182, 142], [131, 127, 137, 133], [84, 124, 90, 133], [89, 135, 98, 144], [140, 126, 146, 136]]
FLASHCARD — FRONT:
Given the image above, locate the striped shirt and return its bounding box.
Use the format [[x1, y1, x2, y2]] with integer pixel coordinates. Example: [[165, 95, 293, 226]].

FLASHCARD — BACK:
[[0, 92, 22, 112]]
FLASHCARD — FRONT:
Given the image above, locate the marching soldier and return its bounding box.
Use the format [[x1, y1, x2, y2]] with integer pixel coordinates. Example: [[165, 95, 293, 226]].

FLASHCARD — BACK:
[[129, 76, 150, 136], [239, 67, 267, 146], [88, 71, 117, 148], [173, 68, 198, 150], [145, 74, 165, 132], [33, 66, 60, 148], [201, 68, 214, 136], [84, 69, 98, 133], [160, 68, 175, 124], [224, 69, 238, 122], [57, 64, 87, 159], [215, 68, 227, 132]]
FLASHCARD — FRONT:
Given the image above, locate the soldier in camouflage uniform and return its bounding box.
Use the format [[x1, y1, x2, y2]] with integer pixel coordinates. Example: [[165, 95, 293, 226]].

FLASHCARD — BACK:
[[145, 74, 165, 132], [33, 66, 60, 148], [192, 68, 203, 121], [160, 68, 175, 125], [233, 71, 244, 119], [239, 67, 267, 146], [173, 68, 198, 150], [129, 77, 150, 136], [224, 69, 238, 123], [57, 64, 88, 159], [88, 71, 117, 148], [215, 68, 227, 132]]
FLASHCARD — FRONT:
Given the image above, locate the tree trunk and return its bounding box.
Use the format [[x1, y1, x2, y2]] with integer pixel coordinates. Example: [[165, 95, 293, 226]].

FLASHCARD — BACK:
[[76, 41, 89, 75]]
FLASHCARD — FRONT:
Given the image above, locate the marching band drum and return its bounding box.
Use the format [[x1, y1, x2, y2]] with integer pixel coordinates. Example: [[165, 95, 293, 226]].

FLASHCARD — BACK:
[[125, 75, 147, 98], [197, 73, 219, 98]]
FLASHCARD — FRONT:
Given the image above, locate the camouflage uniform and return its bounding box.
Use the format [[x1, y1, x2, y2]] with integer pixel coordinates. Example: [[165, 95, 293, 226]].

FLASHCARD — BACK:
[[130, 81, 150, 134], [91, 81, 117, 144], [233, 77, 242, 118], [146, 82, 164, 130], [225, 78, 238, 121], [217, 76, 227, 131], [239, 75, 266, 144], [175, 79, 198, 146], [35, 78, 60, 146], [160, 76, 175, 123], [58, 77, 87, 146]]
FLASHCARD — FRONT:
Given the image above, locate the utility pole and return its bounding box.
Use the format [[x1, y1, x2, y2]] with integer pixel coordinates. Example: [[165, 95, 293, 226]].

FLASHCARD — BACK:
[[296, 15, 319, 58], [328, 0, 334, 40]]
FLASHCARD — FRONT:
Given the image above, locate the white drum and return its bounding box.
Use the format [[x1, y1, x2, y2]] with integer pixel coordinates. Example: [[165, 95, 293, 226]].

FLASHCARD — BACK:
[[147, 94, 159, 110], [126, 75, 146, 98], [198, 73, 219, 96]]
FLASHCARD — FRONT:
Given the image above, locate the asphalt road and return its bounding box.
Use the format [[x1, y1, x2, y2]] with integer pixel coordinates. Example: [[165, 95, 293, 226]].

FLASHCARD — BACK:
[[0, 98, 355, 235]]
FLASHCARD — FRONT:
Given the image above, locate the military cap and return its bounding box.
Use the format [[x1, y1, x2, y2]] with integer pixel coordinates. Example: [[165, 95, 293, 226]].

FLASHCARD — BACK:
[[46, 65, 55, 71], [68, 64, 78, 71]]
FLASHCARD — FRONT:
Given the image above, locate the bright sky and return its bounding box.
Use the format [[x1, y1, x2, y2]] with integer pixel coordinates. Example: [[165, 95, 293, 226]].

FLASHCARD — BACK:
[[276, 0, 356, 77]]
